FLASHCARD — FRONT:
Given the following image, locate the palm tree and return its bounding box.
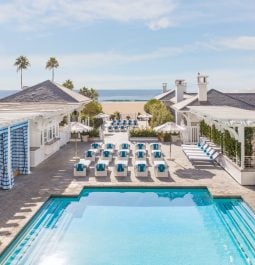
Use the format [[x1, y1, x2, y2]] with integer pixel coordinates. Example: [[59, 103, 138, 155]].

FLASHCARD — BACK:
[[46, 57, 59, 82], [14, 56, 30, 89], [62, 79, 74, 90]]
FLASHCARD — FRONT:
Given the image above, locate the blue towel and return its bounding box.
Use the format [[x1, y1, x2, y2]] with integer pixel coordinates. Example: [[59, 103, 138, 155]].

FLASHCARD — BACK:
[[114, 126, 118, 130], [137, 151, 144, 158], [122, 144, 129, 149], [137, 164, 146, 172], [76, 163, 84, 171], [153, 143, 159, 150], [103, 151, 110, 157], [158, 164, 165, 172], [107, 143, 113, 149], [96, 163, 105, 171], [137, 143, 144, 149], [154, 151, 161, 158], [117, 164, 124, 172], [92, 143, 98, 149], [134, 120, 137, 125], [86, 150, 93, 157], [120, 151, 126, 157]]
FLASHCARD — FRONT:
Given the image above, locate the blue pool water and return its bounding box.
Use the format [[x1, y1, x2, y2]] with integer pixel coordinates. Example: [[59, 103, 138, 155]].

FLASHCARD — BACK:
[[1, 188, 255, 265]]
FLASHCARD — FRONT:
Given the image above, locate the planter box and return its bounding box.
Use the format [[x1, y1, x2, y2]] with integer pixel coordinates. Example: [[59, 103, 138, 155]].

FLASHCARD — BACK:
[[129, 137, 158, 142], [89, 137, 101, 142], [81, 135, 89, 142]]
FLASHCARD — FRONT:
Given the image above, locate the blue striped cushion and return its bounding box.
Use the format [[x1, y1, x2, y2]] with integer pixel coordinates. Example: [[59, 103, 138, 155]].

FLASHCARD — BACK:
[[137, 164, 146, 172], [117, 164, 124, 172], [96, 163, 105, 171], [158, 164, 165, 172]]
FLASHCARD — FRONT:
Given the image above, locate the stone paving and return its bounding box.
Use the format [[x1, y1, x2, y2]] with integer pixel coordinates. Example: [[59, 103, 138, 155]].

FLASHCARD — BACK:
[[1, 130, 255, 254]]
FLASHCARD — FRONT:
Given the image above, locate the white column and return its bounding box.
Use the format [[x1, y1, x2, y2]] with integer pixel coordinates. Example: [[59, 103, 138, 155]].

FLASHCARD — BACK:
[[27, 120, 31, 174], [7, 126, 12, 180], [239, 126, 245, 169]]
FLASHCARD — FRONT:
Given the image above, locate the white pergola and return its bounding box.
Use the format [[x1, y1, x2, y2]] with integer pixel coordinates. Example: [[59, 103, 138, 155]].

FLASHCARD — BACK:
[[188, 106, 255, 169]]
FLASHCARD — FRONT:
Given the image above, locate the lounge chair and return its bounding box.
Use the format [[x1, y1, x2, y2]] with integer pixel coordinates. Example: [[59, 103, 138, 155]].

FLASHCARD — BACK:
[[135, 143, 146, 150], [108, 126, 113, 132], [114, 125, 119, 132], [133, 120, 138, 127], [74, 159, 91, 177], [185, 147, 216, 157], [100, 149, 113, 162], [135, 150, 146, 160], [117, 150, 129, 160], [154, 161, 168, 178], [135, 160, 148, 177], [188, 151, 220, 162], [150, 143, 161, 151], [104, 143, 115, 151], [120, 143, 130, 150], [151, 150, 163, 161], [84, 149, 96, 162], [114, 160, 128, 177], [90, 142, 101, 154], [120, 125, 126, 132], [95, 160, 109, 177]]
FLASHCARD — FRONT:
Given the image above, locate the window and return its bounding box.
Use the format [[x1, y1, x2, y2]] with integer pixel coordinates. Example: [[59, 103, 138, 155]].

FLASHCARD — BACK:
[[48, 127, 53, 141], [53, 126, 56, 138]]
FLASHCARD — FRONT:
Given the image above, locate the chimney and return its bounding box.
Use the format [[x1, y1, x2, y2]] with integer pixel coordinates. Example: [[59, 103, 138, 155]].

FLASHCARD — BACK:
[[175, 79, 186, 103], [162, 83, 168, 93], [197, 73, 208, 102]]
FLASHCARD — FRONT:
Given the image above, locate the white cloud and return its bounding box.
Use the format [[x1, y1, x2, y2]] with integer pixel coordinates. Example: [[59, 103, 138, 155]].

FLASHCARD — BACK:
[[213, 36, 255, 51], [0, 0, 176, 31]]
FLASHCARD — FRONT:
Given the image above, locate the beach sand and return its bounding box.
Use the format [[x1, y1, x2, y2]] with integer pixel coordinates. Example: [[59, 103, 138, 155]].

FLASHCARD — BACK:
[[102, 101, 145, 118]]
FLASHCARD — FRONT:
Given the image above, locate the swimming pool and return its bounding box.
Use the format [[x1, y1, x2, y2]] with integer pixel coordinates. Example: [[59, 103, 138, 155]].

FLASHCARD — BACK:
[[1, 188, 255, 265]]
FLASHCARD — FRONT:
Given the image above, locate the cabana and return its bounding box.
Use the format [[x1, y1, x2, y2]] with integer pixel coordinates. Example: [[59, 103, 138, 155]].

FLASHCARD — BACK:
[[189, 106, 255, 185]]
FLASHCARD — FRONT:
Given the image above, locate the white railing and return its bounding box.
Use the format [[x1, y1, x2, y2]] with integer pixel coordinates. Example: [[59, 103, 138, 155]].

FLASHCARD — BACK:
[[244, 156, 255, 169], [181, 126, 200, 144]]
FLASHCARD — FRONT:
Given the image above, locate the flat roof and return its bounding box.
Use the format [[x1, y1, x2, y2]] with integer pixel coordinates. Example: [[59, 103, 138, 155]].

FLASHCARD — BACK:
[[0, 103, 79, 128], [189, 106, 255, 126]]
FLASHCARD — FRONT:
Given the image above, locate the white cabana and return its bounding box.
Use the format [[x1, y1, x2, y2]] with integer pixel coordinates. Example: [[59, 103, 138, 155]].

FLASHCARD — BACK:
[[188, 106, 255, 185], [154, 122, 186, 159]]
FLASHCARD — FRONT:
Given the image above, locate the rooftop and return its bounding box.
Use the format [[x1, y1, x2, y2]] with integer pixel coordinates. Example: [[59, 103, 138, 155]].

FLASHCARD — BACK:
[[0, 80, 91, 104]]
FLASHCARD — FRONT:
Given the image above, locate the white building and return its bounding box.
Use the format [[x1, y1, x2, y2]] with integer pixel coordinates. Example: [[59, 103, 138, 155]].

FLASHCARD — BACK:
[[0, 80, 90, 189]]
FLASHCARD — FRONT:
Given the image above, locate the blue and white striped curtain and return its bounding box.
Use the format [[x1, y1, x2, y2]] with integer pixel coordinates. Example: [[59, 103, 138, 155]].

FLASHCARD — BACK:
[[11, 122, 29, 175], [0, 128, 13, 189]]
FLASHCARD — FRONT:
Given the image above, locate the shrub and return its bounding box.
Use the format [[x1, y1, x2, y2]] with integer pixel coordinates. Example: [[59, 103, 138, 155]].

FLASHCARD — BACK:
[[129, 128, 158, 138], [88, 129, 100, 138]]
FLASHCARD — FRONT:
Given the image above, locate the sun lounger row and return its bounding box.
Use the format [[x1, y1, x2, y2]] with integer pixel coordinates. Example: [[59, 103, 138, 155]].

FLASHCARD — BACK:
[[182, 140, 220, 162], [108, 125, 128, 132], [110, 119, 138, 126]]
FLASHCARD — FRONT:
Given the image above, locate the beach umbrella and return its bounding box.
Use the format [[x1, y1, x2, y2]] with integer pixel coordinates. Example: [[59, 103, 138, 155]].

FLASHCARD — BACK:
[[138, 113, 152, 127], [71, 122, 93, 159], [154, 122, 186, 159], [95, 113, 109, 119]]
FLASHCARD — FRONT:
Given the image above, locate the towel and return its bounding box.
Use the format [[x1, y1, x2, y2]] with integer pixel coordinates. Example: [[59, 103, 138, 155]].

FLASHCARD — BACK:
[[87, 150, 93, 157], [137, 164, 146, 172], [153, 143, 159, 150], [138, 144, 144, 149], [137, 151, 144, 158], [92, 143, 98, 149], [117, 164, 125, 172], [120, 151, 126, 157], [96, 163, 105, 171], [76, 163, 84, 171], [107, 143, 113, 149], [154, 151, 161, 158], [103, 151, 110, 157], [122, 144, 129, 149], [158, 164, 165, 172]]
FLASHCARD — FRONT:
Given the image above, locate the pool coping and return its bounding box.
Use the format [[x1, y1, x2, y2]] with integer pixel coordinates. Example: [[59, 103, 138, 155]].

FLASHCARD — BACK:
[[0, 184, 250, 259]]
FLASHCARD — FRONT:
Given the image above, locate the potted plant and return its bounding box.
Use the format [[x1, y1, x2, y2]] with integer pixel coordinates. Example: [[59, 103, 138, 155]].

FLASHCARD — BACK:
[[81, 131, 89, 142]]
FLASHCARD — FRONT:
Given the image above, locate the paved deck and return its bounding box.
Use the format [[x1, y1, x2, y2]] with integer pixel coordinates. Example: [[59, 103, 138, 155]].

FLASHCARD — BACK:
[[1, 131, 255, 253]]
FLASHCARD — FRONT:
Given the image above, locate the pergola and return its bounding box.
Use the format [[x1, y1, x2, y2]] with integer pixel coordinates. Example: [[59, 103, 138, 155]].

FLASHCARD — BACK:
[[188, 106, 255, 169]]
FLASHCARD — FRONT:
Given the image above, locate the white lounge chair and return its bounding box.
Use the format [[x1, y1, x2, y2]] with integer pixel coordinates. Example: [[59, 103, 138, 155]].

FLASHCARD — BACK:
[[119, 143, 130, 150], [100, 149, 113, 162], [135, 160, 148, 177], [84, 149, 96, 162], [95, 160, 109, 177], [74, 159, 91, 177], [188, 151, 220, 162], [151, 150, 163, 161], [90, 142, 102, 154], [135, 143, 146, 150], [117, 150, 129, 160], [154, 161, 168, 178], [108, 126, 113, 132], [104, 143, 115, 151], [135, 150, 146, 160], [150, 143, 161, 151], [114, 160, 128, 177]]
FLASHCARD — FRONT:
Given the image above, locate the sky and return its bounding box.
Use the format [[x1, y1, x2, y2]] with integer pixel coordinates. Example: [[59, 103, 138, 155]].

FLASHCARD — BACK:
[[0, 0, 255, 92]]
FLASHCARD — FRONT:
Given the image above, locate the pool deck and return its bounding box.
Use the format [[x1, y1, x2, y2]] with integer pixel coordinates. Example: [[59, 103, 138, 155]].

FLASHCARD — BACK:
[[1, 131, 255, 253]]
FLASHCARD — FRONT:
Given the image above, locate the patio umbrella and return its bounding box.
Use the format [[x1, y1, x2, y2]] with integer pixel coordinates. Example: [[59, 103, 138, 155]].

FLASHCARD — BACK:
[[95, 113, 109, 119], [154, 122, 186, 160], [137, 113, 152, 127], [71, 122, 93, 159]]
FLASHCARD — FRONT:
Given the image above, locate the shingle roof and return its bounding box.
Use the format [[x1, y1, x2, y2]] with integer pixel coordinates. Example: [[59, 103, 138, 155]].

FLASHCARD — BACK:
[[188, 89, 255, 110], [0, 80, 91, 104], [226, 93, 255, 107], [154, 89, 196, 101]]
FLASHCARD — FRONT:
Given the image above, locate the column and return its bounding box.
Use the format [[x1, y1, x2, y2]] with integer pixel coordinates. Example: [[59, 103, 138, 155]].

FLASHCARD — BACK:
[[7, 126, 12, 181], [27, 120, 31, 174], [239, 126, 245, 169]]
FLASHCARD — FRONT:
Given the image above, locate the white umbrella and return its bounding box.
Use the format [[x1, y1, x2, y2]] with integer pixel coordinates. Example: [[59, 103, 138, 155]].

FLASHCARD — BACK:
[[95, 113, 109, 119], [154, 122, 186, 159], [71, 122, 93, 159], [138, 113, 152, 127]]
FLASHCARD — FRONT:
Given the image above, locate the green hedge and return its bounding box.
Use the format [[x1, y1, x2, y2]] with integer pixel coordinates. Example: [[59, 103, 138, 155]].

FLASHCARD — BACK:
[[129, 128, 158, 137]]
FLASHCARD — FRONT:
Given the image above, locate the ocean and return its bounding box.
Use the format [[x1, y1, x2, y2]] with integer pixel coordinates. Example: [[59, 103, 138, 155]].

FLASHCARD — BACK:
[[0, 89, 161, 102]]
